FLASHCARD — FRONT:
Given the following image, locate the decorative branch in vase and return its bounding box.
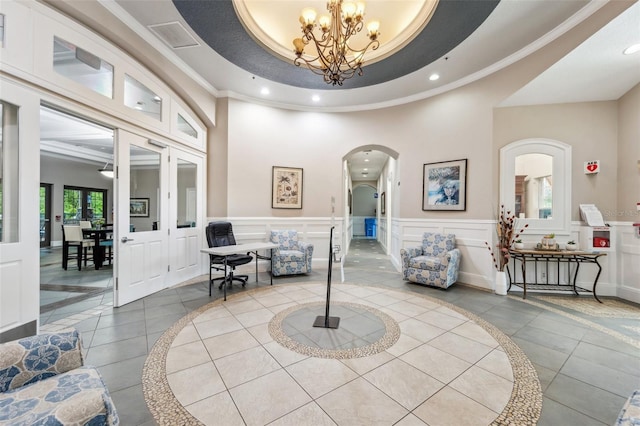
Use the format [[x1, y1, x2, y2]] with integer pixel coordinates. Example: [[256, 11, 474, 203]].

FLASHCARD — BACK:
[[485, 205, 529, 272]]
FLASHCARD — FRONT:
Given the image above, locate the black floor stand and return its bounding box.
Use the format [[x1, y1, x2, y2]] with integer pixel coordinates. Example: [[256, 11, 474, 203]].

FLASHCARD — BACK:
[[313, 226, 340, 329]]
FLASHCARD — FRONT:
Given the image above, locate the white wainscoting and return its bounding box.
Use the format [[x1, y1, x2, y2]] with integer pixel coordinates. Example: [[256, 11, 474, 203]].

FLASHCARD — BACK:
[[391, 218, 495, 290], [204, 217, 344, 275], [616, 222, 640, 304], [206, 217, 639, 302]]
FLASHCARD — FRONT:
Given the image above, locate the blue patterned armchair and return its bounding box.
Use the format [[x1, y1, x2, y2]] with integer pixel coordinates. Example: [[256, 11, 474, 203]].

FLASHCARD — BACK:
[[0, 329, 119, 425], [270, 230, 314, 276], [400, 232, 461, 289]]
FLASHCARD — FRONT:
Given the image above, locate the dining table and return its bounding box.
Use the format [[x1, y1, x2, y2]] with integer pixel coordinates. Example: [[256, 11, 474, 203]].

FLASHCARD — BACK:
[[82, 227, 113, 270]]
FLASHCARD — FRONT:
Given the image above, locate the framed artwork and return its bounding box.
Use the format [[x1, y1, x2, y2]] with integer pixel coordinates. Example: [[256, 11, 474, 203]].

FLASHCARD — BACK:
[[272, 166, 303, 209], [130, 198, 150, 217], [423, 159, 467, 211], [381, 192, 386, 215]]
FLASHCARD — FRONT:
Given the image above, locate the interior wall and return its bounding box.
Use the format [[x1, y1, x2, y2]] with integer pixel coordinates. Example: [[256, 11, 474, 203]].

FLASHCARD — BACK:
[[494, 101, 618, 222], [226, 94, 496, 220], [209, 98, 229, 218], [617, 83, 640, 223]]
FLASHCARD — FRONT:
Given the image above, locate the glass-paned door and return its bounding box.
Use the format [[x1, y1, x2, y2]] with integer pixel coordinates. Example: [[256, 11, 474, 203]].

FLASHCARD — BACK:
[[169, 149, 203, 284], [0, 78, 40, 340], [115, 129, 168, 306]]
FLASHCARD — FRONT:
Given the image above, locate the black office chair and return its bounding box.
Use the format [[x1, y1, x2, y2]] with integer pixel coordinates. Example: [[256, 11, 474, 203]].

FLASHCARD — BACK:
[[205, 221, 253, 296]]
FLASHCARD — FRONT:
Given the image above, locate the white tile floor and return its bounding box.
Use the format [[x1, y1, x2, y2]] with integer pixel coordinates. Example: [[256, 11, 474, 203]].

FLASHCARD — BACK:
[[163, 283, 515, 425], [37, 238, 640, 425]]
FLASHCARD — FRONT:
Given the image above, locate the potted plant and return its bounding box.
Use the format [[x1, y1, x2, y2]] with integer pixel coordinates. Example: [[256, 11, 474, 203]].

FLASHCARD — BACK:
[[566, 240, 578, 251], [514, 239, 525, 250], [485, 205, 528, 295]]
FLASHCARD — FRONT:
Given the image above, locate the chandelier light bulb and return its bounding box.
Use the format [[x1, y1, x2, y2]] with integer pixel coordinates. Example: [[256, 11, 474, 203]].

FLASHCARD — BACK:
[[318, 15, 331, 31], [300, 8, 317, 28], [367, 20, 380, 39], [341, 2, 357, 21], [293, 38, 306, 55]]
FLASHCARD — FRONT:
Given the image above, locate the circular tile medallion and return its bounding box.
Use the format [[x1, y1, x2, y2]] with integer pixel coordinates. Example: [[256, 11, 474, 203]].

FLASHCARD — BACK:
[[269, 301, 400, 359]]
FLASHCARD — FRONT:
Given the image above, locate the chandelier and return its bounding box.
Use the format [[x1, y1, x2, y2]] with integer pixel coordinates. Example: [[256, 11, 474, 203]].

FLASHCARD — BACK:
[[293, 0, 380, 86]]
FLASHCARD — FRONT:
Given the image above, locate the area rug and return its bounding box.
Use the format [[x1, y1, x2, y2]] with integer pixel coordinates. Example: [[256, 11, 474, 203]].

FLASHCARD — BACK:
[[534, 295, 640, 319], [142, 282, 542, 425]]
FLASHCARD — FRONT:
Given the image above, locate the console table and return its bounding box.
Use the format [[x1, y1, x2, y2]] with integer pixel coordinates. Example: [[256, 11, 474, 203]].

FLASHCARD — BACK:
[[506, 249, 607, 302]]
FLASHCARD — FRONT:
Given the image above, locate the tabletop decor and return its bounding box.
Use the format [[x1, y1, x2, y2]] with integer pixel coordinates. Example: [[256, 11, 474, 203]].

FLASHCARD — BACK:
[[540, 233, 557, 250], [486, 205, 529, 271], [485, 205, 528, 295]]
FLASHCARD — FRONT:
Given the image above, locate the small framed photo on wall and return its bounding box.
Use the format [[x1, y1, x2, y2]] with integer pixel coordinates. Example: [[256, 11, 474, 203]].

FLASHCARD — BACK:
[[272, 166, 303, 209], [130, 198, 150, 217], [423, 159, 467, 211]]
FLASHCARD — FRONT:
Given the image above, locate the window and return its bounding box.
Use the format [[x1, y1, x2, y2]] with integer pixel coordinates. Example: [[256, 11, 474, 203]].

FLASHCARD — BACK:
[[500, 139, 571, 235], [124, 74, 162, 120], [176, 159, 197, 227], [130, 145, 160, 232], [53, 37, 114, 98], [0, 101, 19, 243], [177, 114, 198, 138], [63, 186, 107, 224]]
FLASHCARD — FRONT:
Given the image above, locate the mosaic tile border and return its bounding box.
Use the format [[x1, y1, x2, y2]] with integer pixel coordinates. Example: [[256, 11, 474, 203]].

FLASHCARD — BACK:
[[142, 283, 543, 425], [268, 301, 400, 359], [534, 295, 640, 319], [511, 295, 640, 349]]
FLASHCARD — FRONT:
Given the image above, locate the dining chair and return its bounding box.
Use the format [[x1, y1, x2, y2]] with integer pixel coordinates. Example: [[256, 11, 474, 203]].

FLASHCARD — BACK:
[[62, 225, 95, 270]]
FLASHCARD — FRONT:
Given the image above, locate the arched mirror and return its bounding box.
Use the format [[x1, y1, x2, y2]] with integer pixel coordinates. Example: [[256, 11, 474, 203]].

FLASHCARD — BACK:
[[500, 139, 571, 235], [514, 153, 553, 219]]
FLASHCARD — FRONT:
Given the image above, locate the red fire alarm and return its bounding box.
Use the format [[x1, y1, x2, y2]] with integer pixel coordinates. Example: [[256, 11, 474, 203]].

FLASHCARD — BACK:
[[584, 160, 599, 174]]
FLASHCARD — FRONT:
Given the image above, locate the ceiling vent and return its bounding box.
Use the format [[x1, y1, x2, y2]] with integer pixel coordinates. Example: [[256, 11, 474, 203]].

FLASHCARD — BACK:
[[148, 22, 200, 49]]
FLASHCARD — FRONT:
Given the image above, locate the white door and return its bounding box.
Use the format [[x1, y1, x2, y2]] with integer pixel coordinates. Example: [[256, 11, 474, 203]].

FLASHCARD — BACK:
[[114, 130, 169, 306], [0, 79, 41, 338], [168, 148, 204, 285]]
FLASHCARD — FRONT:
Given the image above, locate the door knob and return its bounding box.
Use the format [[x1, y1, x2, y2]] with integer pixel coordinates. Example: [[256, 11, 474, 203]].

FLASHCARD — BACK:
[[121, 237, 135, 243]]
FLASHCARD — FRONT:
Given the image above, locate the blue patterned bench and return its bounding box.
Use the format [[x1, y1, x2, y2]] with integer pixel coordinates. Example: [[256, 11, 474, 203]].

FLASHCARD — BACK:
[[0, 329, 119, 425]]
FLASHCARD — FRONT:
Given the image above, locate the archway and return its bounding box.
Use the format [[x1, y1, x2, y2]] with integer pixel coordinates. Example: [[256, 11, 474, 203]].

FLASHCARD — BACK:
[[342, 145, 400, 261]]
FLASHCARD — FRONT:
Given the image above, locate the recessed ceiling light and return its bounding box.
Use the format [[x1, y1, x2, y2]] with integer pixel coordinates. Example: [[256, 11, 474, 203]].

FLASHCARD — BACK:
[[364, 158, 370, 162], [623, 43, 640, 55], [364, 168, 368, 171], [429, 73, 440, 81], [261, 87, 270, 95], [312, 95, 320, 102]]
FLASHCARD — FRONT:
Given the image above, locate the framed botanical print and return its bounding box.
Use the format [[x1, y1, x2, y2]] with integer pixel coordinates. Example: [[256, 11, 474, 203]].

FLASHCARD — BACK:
[[423, 159, 467, 211], [272, 166, 303, 209]]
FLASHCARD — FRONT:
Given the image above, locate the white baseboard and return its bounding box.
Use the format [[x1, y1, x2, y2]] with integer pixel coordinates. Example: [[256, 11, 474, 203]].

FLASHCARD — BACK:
[[618, 286, 640, 304]]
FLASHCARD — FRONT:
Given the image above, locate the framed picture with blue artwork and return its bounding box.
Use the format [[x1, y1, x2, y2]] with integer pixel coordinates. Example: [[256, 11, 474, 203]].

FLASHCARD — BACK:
[[423, 159, 467, 211]]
